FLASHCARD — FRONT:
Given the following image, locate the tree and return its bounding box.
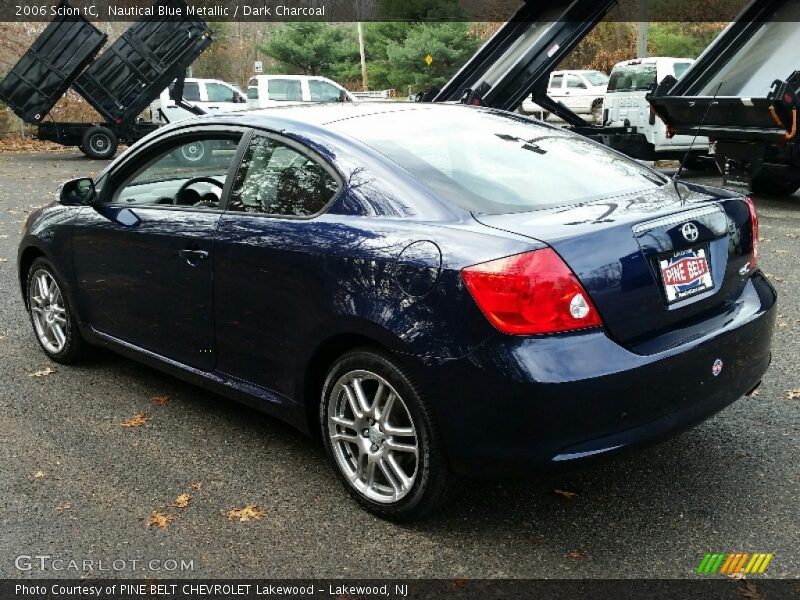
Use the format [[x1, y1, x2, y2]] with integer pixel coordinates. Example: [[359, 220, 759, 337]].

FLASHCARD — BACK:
[[648, 23, 726, 59], [258, 23, 358, 78], [375, 23, 481, 92]]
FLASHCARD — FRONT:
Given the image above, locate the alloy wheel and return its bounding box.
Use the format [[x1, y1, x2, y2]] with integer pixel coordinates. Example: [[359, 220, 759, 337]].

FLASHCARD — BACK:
[[29, 268, 68, 354], [327, 370, 419, 503]]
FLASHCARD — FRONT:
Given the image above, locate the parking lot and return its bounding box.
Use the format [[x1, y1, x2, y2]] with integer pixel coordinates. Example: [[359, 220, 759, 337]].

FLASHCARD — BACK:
[[0, 150, 798, 578]]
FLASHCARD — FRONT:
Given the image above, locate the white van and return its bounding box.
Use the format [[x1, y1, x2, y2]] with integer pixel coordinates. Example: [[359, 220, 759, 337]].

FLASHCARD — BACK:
[[520, 70, 608, 121], [604, 57, 709, 160], [151, 78, 248, 124], [246, 75, 356, 108]]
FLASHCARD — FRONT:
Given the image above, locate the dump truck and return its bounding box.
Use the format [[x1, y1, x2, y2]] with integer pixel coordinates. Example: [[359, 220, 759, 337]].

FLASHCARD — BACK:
[[648, 0, 800, 196], [0, 0, 212, 159]]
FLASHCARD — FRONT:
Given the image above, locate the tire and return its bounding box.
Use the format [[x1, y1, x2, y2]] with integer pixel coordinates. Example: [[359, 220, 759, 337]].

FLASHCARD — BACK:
[[751, 172, 800, 197], [320, 348, 451, 521], [26, 257, 88, 364], [590, 99, 603, 125], [684, 155, 718, 172], [80, 126, 118, 160], [175, 141, 207, 166]]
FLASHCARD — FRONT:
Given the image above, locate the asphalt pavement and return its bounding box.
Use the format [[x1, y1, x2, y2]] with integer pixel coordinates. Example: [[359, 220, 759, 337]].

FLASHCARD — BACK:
[[0, 151, 797, 579]]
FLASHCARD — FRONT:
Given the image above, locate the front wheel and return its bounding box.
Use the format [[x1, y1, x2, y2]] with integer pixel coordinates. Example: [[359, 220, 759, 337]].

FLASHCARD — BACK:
[[320, 348, 451, 520], [26, 258, 88, 363], [80, 126, 118, 159]]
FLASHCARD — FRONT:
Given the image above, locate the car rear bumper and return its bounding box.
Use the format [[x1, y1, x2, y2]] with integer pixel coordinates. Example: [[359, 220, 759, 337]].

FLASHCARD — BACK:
[[415, 273, 777, 476]]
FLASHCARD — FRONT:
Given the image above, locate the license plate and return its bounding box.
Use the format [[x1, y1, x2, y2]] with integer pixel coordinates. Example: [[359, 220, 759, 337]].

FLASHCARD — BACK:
[[658, 246, 713, 303]]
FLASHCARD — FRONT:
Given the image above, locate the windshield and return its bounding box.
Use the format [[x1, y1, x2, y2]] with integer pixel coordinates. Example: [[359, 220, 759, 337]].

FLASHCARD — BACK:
[[584, 71, 609, 86], [607, 64, 657, 93], [332, 107, 666, 214]]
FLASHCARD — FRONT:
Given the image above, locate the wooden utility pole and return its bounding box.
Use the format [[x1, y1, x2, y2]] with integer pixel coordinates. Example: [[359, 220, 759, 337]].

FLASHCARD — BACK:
[[637, 0, 649, 58], [357, 22, 368, 91]]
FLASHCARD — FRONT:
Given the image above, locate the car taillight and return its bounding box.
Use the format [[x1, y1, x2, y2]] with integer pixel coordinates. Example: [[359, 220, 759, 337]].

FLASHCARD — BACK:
[[745, 196, 759, 268], [461, 248, 603, 335]]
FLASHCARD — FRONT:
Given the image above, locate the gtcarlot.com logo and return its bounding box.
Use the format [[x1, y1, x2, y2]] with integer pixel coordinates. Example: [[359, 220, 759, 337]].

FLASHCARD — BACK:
[[14, 555, 194, 573], [697, 552, 774, 575]]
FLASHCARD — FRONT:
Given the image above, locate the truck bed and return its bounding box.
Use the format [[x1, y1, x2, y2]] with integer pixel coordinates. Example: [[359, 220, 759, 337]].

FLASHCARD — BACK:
[[0, 7, 106, 124], [72, 0, 212, 126]]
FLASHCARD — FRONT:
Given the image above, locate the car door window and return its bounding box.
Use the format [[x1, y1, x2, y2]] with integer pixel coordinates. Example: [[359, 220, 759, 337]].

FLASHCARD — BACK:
[[108, 135, 242, 209], [309, 80, 343, 102], [228, 136, 340, 217], [267, 79, 302, 101], [549, 74, 564, 90], [206, 82, 237, 102], [566, 75, 586, 89], [168, 81, 200, 102]]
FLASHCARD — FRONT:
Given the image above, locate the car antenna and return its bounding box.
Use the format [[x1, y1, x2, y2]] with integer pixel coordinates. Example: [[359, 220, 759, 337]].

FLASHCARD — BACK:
[[672, 80, 724, 202]]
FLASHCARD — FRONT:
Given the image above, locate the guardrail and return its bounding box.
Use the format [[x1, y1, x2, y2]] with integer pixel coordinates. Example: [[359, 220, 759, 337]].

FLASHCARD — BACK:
[[352, 89, 396, 99]]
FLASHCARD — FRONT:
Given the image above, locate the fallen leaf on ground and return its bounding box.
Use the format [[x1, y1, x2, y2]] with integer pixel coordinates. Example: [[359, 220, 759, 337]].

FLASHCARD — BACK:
[[151, 395, 170, 406], [568, 551, 585, 560], [451, 578, 467, 589], [554, 489, 578, 501], [173, 494, 191, 508], [786, 233, 798, 239], [55, 502, 71, 513], [227, 505, 267, 522], [738, 581, 764, 600], [0, 258, 8, 263], [190, 481, 203, 490], [147, 511, 175, 529], [750, 388, 761, 396], [121, 413, 150, 428], [32, 470, 45, 479], [28, 367, 56, 377], [786, 389, 800, 400]]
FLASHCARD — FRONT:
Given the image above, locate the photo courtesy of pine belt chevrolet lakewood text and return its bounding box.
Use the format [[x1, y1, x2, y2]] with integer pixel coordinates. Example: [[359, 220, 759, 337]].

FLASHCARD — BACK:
[[18, 103, 775, 520]]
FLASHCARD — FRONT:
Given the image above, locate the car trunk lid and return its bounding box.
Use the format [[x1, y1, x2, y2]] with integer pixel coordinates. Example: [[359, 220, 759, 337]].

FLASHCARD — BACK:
[[472, 185, 756, 353]]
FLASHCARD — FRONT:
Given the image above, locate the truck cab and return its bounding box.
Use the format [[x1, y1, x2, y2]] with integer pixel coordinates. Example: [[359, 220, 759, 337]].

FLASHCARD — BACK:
[[246, 75, 356, 109], [152, 78, 247, 124], [604, 57, 708, 160]]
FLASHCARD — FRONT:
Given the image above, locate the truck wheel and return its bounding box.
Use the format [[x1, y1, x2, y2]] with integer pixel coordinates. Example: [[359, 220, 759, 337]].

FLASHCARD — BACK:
[[751, 174, 800, 197], [175, 141, 207, 166], [591, 99, 603, 124], [81, 126, 118, 160]]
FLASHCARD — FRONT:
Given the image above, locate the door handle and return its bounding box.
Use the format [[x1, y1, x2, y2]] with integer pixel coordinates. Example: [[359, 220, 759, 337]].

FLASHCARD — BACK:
[[179, 248, 209, 261]]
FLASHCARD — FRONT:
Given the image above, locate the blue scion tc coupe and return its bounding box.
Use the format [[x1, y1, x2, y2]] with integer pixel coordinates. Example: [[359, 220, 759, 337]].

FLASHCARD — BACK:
[[18, 104, 775, 520]]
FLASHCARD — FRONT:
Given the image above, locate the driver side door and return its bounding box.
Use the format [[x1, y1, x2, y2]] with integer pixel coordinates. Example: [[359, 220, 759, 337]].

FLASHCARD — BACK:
[[71, 129, 246, 370]]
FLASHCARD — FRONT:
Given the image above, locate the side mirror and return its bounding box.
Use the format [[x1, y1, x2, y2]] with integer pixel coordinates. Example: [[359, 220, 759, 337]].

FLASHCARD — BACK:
[[59, 178, 96, 206]]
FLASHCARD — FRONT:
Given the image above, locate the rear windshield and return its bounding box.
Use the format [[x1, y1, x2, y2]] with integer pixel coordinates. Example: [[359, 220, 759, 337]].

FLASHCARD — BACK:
[[584, 71, 609, 86], [332, 107, 665, 214], [607, 64, 657, 92], [673, 62, 692, 79]]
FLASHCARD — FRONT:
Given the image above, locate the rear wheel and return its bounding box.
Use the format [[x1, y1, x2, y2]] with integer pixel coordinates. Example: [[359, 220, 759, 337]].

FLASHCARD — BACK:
[[590, 99, 603, 124], [751, 172, 800, 197], [26, 258, 88, 363], [320, 348, 451, 520], [80, 126, 118, 159]]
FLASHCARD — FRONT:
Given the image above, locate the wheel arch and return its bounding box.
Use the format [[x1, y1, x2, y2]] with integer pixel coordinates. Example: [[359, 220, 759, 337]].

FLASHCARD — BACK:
[[18, 245, 46, 307], [301, 330, 402, 439]]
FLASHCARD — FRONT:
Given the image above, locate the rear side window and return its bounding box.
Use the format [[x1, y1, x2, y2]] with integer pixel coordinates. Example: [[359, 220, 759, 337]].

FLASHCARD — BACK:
[[607, 64, 657, 92], [228, 136, 340, 217], [550, 74, 564, 89], [267, 79, 302, 101], [247, 87, 259, 99], [332, 107, 665, 214]]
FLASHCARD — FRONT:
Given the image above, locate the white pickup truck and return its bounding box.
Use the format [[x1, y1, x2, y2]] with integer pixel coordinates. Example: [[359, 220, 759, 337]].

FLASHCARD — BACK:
[[150, 78, 248, 124]]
